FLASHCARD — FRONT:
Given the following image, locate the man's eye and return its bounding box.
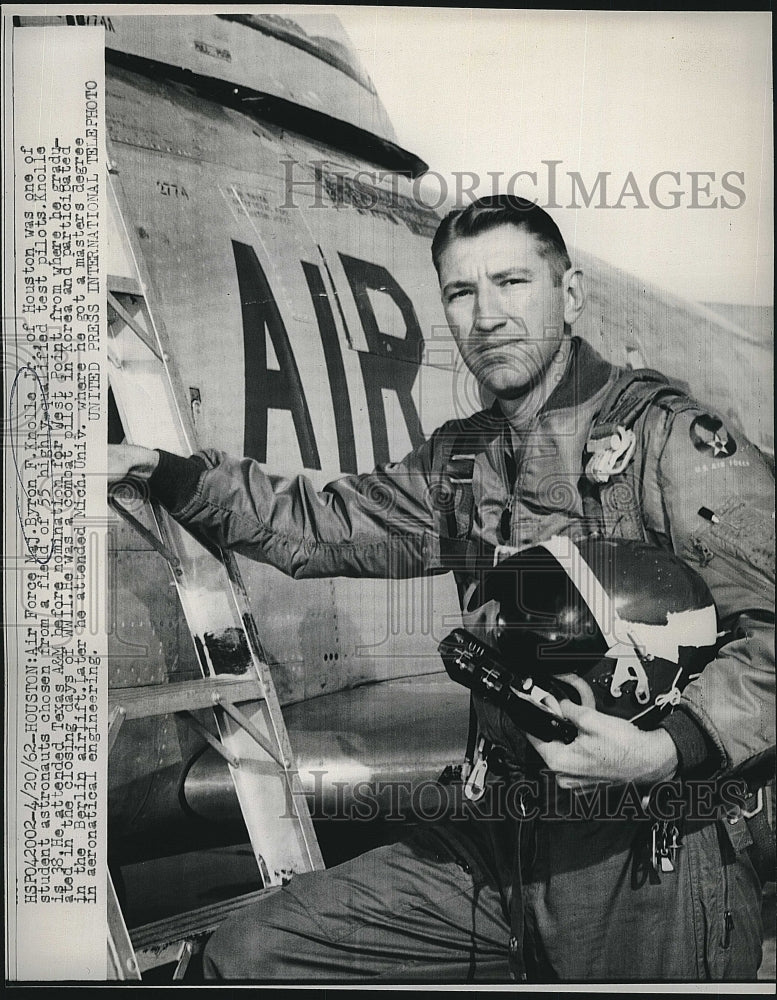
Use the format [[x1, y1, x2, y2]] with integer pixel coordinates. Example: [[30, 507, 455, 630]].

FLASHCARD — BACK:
[[447, 289, 471, 302], [502, 278, 528, 287]]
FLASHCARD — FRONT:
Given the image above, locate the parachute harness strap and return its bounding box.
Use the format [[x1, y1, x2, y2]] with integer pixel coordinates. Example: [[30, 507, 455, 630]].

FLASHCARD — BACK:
[[610, 653, 651, 704]]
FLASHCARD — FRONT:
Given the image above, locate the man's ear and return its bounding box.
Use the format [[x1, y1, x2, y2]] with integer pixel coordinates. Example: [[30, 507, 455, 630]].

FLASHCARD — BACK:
[[562, 268, 586, 325]]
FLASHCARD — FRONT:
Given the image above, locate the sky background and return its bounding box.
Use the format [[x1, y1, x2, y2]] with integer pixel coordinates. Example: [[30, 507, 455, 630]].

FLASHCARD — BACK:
[[8, 5, 773, 306], [334, 7, 773, 307]]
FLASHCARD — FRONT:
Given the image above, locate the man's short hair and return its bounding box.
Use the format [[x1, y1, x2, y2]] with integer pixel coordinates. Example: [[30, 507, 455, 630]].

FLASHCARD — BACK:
[[431, 195, 572, 285]]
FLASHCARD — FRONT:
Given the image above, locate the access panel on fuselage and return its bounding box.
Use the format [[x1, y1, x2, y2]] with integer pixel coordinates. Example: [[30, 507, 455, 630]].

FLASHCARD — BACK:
[[106, 66, 466, 701]]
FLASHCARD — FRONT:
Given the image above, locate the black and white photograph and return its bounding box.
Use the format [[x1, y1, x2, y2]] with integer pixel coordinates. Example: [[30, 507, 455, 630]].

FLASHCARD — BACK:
[[3, 5, 774, 987]]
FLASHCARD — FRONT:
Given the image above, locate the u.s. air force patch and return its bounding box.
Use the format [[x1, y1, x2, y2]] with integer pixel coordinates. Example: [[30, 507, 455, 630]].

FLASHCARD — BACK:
[[689, 414, 737, 457]]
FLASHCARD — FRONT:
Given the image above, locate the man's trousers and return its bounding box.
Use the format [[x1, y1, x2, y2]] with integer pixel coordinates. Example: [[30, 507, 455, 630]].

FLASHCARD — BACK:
[[202, 815, 763, 982]]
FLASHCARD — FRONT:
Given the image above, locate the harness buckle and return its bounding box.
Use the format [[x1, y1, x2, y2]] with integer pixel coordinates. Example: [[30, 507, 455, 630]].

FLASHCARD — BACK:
[[464, 737, 489, 801]]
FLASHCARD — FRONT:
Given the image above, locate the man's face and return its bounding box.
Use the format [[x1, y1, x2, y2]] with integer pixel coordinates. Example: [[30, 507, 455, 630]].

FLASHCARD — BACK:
[[438, 224, 570, 400]]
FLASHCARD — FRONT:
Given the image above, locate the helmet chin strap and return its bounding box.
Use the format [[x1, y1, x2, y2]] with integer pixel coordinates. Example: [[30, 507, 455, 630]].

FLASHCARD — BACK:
[[610, 642, 651, 704]]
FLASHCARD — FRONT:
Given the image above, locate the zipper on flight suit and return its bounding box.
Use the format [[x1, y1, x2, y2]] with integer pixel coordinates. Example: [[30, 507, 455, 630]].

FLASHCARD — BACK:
[[717, 820, 733, 950], [499, 428, 520, 545]]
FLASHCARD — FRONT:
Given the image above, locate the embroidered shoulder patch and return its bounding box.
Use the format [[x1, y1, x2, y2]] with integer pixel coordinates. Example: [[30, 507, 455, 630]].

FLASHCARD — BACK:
[[689, 414, 737, 458]]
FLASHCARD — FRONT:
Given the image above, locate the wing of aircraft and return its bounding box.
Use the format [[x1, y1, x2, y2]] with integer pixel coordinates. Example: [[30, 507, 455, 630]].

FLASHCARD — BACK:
[[13, 11, 772, 981]]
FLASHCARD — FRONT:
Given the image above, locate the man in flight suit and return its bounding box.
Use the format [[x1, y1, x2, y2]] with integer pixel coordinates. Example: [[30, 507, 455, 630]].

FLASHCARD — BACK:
[[109, 196, 774, 981]]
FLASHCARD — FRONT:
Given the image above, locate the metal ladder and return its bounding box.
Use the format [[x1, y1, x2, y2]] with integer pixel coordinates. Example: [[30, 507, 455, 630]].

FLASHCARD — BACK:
[[105, 666, 322, 979], [104, 179, 324, 979]]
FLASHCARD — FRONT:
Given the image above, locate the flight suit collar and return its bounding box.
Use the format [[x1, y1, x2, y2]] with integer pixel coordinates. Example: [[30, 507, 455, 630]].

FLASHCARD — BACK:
[[475, 337, 619, 553], [483, 338, 615, 429], [540, 335, 616, 414]]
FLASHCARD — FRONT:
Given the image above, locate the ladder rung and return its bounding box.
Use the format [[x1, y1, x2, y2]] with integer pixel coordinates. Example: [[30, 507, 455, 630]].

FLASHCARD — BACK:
[[109, 675, 265, 720], [107, 705, 127, 753], [172, 941, 194, 980], [214, 694, 287, 768], [134, 938, 196, 976], [108, 871, 142, 980], [108, 273, 143, 295], [176, 710, 241, 768], [130, 887, 278, 972], [108, 289, 163, 360]]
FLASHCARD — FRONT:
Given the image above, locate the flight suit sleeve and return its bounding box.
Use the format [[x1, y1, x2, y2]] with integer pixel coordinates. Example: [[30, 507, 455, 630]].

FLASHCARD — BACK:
[[641, 405, 775, 778], [147, 434, 449, 580]]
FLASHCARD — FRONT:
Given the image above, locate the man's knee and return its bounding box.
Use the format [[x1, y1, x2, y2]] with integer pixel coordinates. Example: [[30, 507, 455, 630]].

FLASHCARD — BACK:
[[202, 886, 303, 980], [202, 909, 274, 980]]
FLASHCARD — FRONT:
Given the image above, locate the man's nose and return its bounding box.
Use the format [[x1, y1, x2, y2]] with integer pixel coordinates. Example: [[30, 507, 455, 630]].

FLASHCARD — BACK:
[[473, 284, 506, 333]]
